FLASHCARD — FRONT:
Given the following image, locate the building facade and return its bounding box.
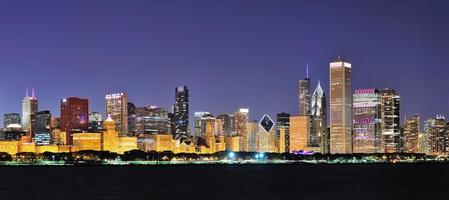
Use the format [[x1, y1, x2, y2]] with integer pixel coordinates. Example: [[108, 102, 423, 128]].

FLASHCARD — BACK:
[[402, 114, 420, 153], [380, 89, 401, 153], [235, 108, 249, 152], [21, 89, 38, 132], [60, 97, 89, 145], [352, 89, 382, 153], [329, 58, 353, 154], [311, 82, 329, 154], [105, 93, 128, 136], [174, 86, 189, 142], [4, 113, 21, 128]]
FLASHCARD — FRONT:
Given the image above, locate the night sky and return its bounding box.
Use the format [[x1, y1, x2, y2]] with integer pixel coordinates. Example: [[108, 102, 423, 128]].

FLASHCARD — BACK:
[[1, 0, 449, 128]]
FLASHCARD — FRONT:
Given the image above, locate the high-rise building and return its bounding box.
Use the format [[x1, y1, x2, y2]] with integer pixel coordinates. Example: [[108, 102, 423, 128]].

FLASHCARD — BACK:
[[174, 86, 189, 142], [21, 89, 38, 131], [88, 112, 103, 132], [127, 102, 137, 135], [134, 106, 171, 135], [257, 114, 277, 153], [402, 114, 420, 153], [276, 113, 290, 153], [235, 108, 249, 152], [60, 97, 89, 145], [329, 57, 352, 154], [194, 111, 210, 138], [217, 114, 235, 137], [426, 115, 448, 155], [352, 89, 382, 153], [380, 88, 401, 153], [311, 82, 329, 154], [298, 66, 311, 116], [105, 93, 128, 136], [4, 113, 20, 128], [289, 115, 310, 152], [33, 110, 51, 134]]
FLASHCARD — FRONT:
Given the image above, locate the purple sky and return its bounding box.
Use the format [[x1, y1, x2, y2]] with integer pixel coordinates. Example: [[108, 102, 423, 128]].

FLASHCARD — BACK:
[[1, 0, 449, 128]]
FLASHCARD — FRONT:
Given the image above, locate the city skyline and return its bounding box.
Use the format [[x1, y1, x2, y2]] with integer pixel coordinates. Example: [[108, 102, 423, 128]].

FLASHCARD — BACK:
[[1, 1, 449, 128]]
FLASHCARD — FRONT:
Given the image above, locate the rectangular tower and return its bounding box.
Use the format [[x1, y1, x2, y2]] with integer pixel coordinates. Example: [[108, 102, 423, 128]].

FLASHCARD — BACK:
[[353, 89, 382, 153], [60, 97, 89, 145], [380, 89, 401, 153], [329, 58, 352, 154], [106, 93, 128, 136]]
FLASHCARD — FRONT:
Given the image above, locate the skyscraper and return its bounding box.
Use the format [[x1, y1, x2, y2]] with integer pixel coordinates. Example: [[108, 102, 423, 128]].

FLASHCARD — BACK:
[[217, 114, 235, 137], [426, 115, 448, 155], [329, 57, 352, 154], [127, 102, 137, 135], [21, 88, 38, 131], [402, 114, 420, 153], [194, 111, 211, 138], [174, 86, 189, 142], [60, 97, 89, 145], [33, 110, 51, 145], [298, 65, 311, 116], [276, 113, 290, 153], [311, 82, 328, 154], [105, 93, 128, 136], [135, 106, 171, 135], [235, 108, 249, 152], [4, 113, 21, 128], [380, 88, 401, 153], [352, 89, 382, 153], [289, 115, 310, 152]]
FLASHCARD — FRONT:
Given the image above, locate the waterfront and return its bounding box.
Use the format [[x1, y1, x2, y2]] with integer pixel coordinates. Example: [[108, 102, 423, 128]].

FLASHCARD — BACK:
[[0, 164, 447, 200]]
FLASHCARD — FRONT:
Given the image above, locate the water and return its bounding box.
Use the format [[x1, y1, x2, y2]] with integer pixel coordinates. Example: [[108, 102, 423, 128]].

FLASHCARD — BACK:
[[0, 164, 447, 200]]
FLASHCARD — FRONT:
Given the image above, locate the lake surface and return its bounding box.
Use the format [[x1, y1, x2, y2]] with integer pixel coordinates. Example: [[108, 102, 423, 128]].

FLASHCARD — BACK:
[[0, 164, 447, 200]]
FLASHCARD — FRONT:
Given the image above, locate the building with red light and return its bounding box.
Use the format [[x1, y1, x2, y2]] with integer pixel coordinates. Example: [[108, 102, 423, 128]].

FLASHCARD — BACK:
[[60, 97, 89, 145]]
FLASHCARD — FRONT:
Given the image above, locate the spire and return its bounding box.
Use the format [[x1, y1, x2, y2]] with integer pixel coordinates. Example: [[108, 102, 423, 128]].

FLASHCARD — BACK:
[[31, 88, 35, 99], [313, 81, 324, 97], [25, 88, 29, 97], [306, 64, 309, 79]]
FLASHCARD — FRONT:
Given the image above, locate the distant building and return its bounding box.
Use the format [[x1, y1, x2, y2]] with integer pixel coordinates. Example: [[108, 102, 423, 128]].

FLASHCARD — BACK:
[[174, 86, 189, 142], [311, 82, 329, 154], [217, 114, 235, 137], [235, 108, 249, 152], [60, 97, 89, 145], [380, 88, 401, 153], [194, 111, 211, 138], [426, 115, 448, 155], [289, 115, 312, 152], [402, 114, 420, 153], [329, 57, 353, 154], [105, 93, 128, 136], [298, 66, 311, 116], [21, 89, 38, 132], [276, 113, 290, 153], [127, 102, 137, 135], [88, 112, 103, 132], [32, 110, 51, 145], [4, 113, 20, 128], [135, 106, 171, 135], [352, 89, 382, 153]]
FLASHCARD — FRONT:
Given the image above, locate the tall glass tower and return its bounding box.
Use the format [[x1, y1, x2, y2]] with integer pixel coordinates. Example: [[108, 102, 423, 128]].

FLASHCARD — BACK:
[[298, 65, 311, 116], [329, 57, 352, 154], [311, 82, 328, 154], [174, 86, 189, 143], [21, 88, 38, 132]]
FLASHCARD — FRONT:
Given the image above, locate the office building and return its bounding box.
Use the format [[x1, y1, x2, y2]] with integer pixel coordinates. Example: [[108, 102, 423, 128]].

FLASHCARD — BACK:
[[353, 89, 382, 153], [276, 113, 290, 153], [402, 114, 420, 153], [311, 82, 329, 154], [60, 97, 89, 145], [174, 86, 189, 142], [21, 89, 38, 131], [329, 57, 353, 154], [380, 88, 401, 153], [4, 113, 20, 128], [105, 93, 128, 136]]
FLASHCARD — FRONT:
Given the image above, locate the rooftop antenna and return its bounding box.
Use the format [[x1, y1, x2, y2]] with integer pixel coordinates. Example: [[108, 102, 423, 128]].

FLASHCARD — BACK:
[[32, 88, 35, 98], [25, 88, 29, 97]]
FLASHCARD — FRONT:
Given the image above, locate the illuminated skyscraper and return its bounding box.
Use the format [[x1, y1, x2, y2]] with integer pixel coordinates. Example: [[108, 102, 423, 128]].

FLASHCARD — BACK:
[[426, 115, 448, 155], [194, 111, 211, 138], [289, 115, 310, 152], [33, 110, 51, 145], [217, 114, 235, 137], [105, 93, 128, 136], [311, 82, 329, 154], [135, 106, 171, 135], [276, 113, 290, 153], [380, 88, 401, 153], [352, 89, 382, 153], [21, 88, 38, 131], [298, 65, 311, 116], [4, 113, 20, 128], [329, 57, 352, 154], [174, 86, 189, 142], [402, 114, 420, 153], [60, 97, 89, 145], [235, 108, 249, 151]]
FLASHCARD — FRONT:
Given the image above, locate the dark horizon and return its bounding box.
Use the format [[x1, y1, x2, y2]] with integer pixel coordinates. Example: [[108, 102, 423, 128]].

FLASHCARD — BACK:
[[1, 0, 449, 126]]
